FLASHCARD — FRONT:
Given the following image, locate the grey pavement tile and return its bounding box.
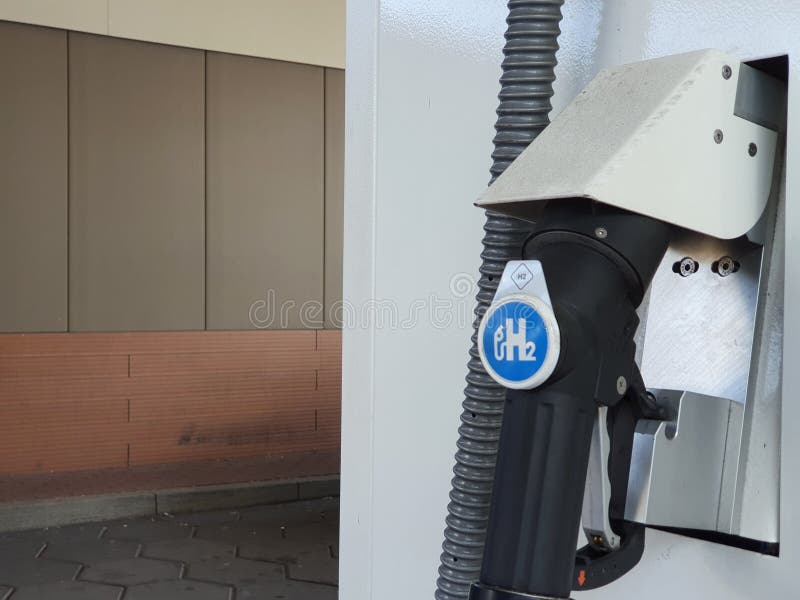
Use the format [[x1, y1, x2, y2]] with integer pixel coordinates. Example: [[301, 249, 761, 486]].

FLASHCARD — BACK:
[[184, 557, 284, 586], [0, 556, 81, 587], [10, 581, 123, 600], [194, 521, 283, 545], [142, 538, 235, 563], [238, 498, 339, 526], [0, 535, 46, 558], [102, 518, 193, 543], [40, 523, 107, 542], [239, 580, 338, 600], [125, 579, 233, 600], [285, 547, 338, 586], [239, 542, 338, 586], [1, 523, 104, 548], [170, 510, 240, 527], [41, 538, 140, 563], [279, 521, 339, 545], [0, 498, 338, 599], [198, 513, 337, 547], [80, 557, 182, 586], [231, 520, 337, 552]]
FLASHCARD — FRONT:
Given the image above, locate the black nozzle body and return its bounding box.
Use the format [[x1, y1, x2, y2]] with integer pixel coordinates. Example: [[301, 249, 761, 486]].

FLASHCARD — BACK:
[[473, 201, 670, 599]]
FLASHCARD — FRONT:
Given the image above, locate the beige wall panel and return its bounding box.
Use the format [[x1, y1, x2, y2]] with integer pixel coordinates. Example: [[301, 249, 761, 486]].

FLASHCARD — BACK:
[[69, 34, 205, 331], [108, 0, 345, 69], [324, 69, 345, 329], [0, 22, 67, 332], [206, 53, 324, 330], [0, 2, 107, 34]]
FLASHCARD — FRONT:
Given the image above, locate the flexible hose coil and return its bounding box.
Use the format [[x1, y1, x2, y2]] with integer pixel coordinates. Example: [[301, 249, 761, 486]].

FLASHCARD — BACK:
[[435, 2, 564, 598]]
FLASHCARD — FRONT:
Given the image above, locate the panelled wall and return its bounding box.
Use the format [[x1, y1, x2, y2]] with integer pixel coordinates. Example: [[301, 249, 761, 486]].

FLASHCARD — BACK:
[[0, 23, 67, 331], [68, 32, 207, 331], [0, 21, 343, 488], [1, 21, 343, 333], [206, 53, 325, 330]]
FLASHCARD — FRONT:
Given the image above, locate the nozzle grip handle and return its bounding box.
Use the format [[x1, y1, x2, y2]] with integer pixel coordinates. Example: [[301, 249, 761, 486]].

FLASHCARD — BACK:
[[478, 383, 596, 599]]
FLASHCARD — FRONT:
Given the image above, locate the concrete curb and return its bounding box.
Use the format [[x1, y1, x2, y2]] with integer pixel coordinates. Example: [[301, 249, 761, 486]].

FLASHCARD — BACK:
[[0, 492, 155, 533], [0, 475, 340, 532]]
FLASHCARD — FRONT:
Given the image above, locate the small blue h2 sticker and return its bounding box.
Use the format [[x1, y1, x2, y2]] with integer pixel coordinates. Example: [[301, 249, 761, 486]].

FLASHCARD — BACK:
[[479, 261, 560, 390], [482, 300, 549, 384]]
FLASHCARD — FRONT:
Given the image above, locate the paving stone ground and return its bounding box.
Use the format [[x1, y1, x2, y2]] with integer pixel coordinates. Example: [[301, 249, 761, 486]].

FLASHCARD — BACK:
[[0, 497, 339, 599]]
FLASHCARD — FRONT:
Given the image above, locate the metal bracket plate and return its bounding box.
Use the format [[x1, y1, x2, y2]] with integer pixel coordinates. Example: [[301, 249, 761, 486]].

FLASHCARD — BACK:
[[625, 390, 744, 532], [625, 179, 783, 545]]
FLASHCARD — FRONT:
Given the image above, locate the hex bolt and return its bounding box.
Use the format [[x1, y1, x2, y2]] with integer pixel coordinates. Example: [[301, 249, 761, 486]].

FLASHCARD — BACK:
[[616, 376, 628, 395], [594, 227, 608, 239], [748, 143, 758, 157], [672, 257, 699, 277], [722, 65, 732, 79], [714, 129, 724, 144], [712, 256, 740, 277]]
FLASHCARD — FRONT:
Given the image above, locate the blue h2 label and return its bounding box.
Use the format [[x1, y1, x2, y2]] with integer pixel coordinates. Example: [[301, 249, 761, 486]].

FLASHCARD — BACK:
[[482, 300, 549, 385]]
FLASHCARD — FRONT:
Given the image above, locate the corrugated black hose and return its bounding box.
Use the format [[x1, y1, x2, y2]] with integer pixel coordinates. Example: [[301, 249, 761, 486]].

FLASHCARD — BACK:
[[435, 2, 565, 599]]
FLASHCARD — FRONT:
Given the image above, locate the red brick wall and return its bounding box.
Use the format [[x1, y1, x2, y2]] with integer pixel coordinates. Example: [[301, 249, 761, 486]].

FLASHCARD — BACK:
[[0, 330, 341, 477]]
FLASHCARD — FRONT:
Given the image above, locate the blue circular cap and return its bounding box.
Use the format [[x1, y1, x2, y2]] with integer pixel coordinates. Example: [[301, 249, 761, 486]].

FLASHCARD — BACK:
[[478, 296, 559, 389]]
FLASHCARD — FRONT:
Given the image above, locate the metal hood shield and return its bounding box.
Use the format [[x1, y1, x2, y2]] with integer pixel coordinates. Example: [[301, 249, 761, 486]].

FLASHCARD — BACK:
[[476, 50, 783, 240]]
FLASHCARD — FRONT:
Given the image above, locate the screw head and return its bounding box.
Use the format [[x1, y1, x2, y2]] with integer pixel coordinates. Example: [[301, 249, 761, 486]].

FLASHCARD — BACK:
[[722, 65, 732, 79], [616, 376, 628, 395], [714, 129, 724, 144], [748, 142, 758, 157], [716, 256, 738, 277], [595, 227, 608, 239], [674, 257, 699, 277]]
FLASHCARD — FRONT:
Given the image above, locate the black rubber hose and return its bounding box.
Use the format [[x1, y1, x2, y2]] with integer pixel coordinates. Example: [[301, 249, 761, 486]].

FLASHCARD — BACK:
[[435, 2, 564, 599]]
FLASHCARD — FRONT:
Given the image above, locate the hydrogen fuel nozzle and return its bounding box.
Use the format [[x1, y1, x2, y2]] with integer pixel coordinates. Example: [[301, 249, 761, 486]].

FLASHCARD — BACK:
[[468, 50, 786, 600]]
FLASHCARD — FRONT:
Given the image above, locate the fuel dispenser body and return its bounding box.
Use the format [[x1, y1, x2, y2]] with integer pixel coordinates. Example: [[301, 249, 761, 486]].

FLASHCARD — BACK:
[[467, 50, 786, 600]]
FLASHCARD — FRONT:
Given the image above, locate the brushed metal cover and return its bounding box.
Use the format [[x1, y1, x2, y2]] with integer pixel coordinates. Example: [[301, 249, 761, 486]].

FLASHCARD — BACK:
[[476, 50, 780, 239]]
